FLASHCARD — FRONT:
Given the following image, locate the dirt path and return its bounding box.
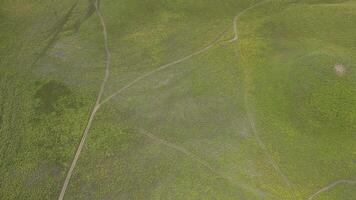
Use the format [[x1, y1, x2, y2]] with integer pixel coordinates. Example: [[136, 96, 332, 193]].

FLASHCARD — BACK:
[[307, 179, 356, 200], [99, 1, 269, 106], [58, 1, 272, 199], [244, 97, 293, 187], [224, 0, 269, 43], [225, 0, 293, 188], [141, 131, 217, 174], [58, 1, 110, 199], [140, 130, 270, 198], [98, 29, 227, 106]]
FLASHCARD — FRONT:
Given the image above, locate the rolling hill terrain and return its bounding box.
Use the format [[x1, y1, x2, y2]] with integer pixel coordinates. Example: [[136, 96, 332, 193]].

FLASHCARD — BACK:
[[1, 0, 356, 199]]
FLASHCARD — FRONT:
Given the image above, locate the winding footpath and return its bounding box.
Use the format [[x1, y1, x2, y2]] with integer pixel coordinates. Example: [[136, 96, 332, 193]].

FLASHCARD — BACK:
[[223, 0, 293, 188], [224, 0, 269, 43], [58, 1, 281, 199], [307, 179, 356, 200], [140, 130, 270, 198], [100, 0, 270, 106], [58, 1, 111, 199], [225, 0, 294, 188], [244, 97, 293, 188], [99, 29, 227, 106]]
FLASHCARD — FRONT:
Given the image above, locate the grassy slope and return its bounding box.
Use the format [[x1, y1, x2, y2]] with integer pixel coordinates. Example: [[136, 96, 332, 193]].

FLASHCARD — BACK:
[[1, 0, 356, 199], [0, 0, 99, 199], [64, 0, 272, 199], [238, 0, 356, 199]]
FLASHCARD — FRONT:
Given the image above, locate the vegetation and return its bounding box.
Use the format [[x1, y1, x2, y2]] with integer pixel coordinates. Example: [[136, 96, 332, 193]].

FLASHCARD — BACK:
[[1, 0, 355, 199]]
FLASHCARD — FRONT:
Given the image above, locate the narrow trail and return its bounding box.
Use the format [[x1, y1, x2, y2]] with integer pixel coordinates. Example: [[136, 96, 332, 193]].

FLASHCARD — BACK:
[[141, 131, 219, 174], [307, 179, 356, 200], [98, 29, 227, 107], [58, 1, 276, 199], [99, 0, 269, 106], [140, 130, 271, 198], [58, 1, 110, 199], [224, 0, 270, 43], [244, 96, 293, 187], [226, 0, 294, 187]]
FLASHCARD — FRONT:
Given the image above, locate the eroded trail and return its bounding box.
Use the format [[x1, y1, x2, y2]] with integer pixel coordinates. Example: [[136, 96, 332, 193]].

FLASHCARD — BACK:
[[99, 0, 269, 106], [224, 0, 269, 43], [140, 130, 270, 198], [99, 29, 227, 106], [58, 1, 110, 199], [307, 179, 356, 200], [58, 1, 274, 199], [244, 97, 293, 187], [228, 0, 293, 187]]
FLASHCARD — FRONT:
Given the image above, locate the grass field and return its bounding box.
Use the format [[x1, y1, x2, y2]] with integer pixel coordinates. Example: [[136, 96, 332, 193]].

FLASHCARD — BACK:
[[1, 0, 356, 199]]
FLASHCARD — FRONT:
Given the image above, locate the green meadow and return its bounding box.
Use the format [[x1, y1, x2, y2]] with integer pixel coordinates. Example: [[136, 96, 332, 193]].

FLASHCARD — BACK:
[[1, 0, 355, 199]]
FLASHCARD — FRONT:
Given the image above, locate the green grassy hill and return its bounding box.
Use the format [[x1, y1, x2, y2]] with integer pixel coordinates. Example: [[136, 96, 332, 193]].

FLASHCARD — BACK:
[[1, 0, 355, 199]]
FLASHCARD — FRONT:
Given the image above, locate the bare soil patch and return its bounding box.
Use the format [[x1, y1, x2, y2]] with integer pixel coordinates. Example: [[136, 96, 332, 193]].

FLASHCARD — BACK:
[[334, 64, 345, 76]]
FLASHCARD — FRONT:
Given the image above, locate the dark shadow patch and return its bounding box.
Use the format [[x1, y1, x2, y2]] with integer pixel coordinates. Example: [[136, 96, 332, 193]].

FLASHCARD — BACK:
[[30, 2, 79, 68], [34, 80, 71, 113], [73, 0, 98, 32], [50, 164, 62, 178]]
